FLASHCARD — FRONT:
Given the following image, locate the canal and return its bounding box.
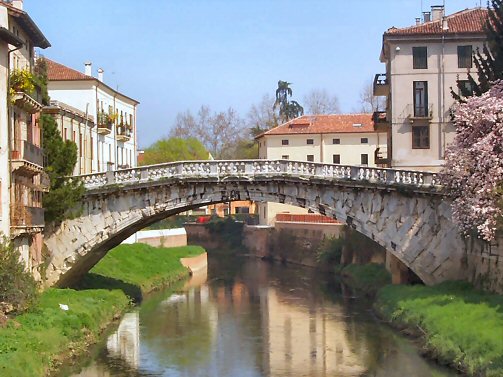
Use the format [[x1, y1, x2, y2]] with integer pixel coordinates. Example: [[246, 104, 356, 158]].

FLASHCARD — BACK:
[[69, 255, 456, 377]]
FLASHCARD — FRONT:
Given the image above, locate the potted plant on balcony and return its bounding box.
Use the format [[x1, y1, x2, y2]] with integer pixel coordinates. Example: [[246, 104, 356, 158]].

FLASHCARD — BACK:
[[9, 69, 35, 102]]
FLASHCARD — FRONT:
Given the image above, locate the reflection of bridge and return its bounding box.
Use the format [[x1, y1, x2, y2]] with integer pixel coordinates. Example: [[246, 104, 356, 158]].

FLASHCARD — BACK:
[[44, 160, 477, 287]]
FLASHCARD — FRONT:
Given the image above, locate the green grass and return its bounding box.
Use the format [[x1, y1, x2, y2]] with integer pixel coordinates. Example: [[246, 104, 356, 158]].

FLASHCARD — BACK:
[[0, 288, 129, 377], [375, 281, 503, 376], [339, 263, 391, 295], [80, 244, 206, 295]]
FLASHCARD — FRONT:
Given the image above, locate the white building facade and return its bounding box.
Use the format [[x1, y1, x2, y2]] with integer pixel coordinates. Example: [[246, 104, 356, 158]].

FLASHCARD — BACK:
[[255, 114, 387, 225], [375, 6, 487, 171], [46, 59, 139, 173]]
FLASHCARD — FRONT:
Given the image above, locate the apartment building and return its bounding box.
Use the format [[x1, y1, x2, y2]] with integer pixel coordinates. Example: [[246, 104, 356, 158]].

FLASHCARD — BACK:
[[42, 100, 96, 175], [255, 114, 387, 225], [375, 6, 487, 171], [0, 0, 50, 270], [46, 59, 139, 173]]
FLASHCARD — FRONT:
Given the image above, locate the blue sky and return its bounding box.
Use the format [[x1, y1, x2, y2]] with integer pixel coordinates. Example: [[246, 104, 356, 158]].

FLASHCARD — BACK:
[[27, 0, 483, 147]]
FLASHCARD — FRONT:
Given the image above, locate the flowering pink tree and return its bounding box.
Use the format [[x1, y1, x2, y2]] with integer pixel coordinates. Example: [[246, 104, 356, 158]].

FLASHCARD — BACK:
[[442, 81, 503, 241]]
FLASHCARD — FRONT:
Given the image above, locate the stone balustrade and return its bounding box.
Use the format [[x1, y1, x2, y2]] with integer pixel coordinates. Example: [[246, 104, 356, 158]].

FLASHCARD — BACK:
[[79, 160, 439, 191]]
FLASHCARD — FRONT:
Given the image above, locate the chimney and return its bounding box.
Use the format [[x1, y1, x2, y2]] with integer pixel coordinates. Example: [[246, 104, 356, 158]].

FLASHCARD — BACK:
[[12, 0, 23, 10], [84, 62, 92, 76], [98, 68, 104, 82], [431, 5, 445, 22], [415, 17, 421, 26], [423, 11, 431, 22]]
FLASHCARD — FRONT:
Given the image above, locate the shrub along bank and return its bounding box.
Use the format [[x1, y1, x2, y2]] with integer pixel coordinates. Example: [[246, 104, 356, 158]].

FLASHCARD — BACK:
[[338, 263, 391, 295], [0, 244, 205, 376], [375, 281, 503, 377]]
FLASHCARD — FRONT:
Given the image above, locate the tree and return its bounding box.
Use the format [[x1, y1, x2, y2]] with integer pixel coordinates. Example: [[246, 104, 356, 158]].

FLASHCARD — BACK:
[[42, 114, 84, 224], [441, 81, 503, 241], [141, 137, 209, 165], [357, 78, 385, 113], [453, 0, 503, 99], [170, 106, 244, 159], [303, 89, 340, 114], [246, 94, 279, 137], [274, 80, 304, 123]]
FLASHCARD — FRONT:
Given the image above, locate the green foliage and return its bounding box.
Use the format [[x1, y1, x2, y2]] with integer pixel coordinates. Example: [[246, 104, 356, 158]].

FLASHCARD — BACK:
[[233, 138, 258, 159], [274, 80, 304, 123], [375, 281, 503, 376], [453, 0, 503, 99], [33, 58, 50, 106], [141, 137, 209, 165], [0, 239, 38, 313], [205, 217, 244, 250], [0, 288, 129, 377], [81, 244, 205, 295], [340, 263, 391, 295], [9, 69, 34, 98], [41, 114, 84, 224], [316, 236, 343, 264]]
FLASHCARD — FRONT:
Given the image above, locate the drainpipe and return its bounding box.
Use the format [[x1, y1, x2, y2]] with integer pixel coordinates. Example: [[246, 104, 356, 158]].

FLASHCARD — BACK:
[[440, 21, 446, 161]]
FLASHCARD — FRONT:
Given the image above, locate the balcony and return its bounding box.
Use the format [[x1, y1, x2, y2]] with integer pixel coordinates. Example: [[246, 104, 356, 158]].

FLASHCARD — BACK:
[[11, 141, 44, 176], [373, 73, 389, 96], [10, 204, 44, 231], [116, 125, 131, 142], [97, 111, 113, 135], [374, 147, 390, 167], [407, 103, 433, 122], [11, 91, 43, 114]]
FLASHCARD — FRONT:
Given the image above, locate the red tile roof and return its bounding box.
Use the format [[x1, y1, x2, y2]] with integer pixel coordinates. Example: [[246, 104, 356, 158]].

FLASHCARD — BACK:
[[257, 114, 376, 138], [46, 58, 94, 81], [385, 8, 488, 36]]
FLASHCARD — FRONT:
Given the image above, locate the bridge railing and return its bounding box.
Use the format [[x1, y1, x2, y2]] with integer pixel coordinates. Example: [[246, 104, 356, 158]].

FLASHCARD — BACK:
[[78, 160, 439, 190]]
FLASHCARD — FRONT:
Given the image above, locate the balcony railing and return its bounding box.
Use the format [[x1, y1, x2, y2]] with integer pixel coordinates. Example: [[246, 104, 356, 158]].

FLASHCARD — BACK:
[[116, 125, 131, 142], [373, 73, 389, 96], [10, 204, 44, 228], [407, 103, 434, 121], [11, 140, 44, 174]]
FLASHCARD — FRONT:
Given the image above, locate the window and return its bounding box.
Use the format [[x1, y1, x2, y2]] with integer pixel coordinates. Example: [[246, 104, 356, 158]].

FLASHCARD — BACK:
[[458, 45, 472, 68], [457, 80, 474, 97], [361, 154, 369, 165], [412, 126, 430, 149], [413, 81, 429, 117], [360, 137, 368, 144], [281, 155, 289, 160], [282, 139, 289, 145], [333, 138, 340, 144], [333, 154, 341, 164], [307, 155, 314, 162], [413, 46, 427, 69], [307, 139, 314, 145]]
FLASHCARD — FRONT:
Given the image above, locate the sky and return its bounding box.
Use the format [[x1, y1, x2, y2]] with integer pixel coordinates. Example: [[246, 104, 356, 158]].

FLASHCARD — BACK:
[[26, 0, 484, 148]]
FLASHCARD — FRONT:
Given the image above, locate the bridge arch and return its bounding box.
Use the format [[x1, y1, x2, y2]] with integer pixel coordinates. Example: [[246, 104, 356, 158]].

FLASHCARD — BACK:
[[44, 160, 469, 287]]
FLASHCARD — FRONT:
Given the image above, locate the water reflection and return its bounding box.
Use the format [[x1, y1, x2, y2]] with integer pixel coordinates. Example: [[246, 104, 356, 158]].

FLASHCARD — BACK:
[[71, 258, 455, 377]]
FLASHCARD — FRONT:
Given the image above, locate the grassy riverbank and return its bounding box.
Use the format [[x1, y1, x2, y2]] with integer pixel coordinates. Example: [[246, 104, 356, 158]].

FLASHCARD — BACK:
[[375, 281, 503, 376], [0, 244, 205, 376], [79, 244, 206, 298], [0, 288, 129, 376]]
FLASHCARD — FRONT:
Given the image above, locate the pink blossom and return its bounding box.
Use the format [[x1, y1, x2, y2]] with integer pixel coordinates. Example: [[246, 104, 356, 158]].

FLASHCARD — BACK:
[[441, 81, 503, 241]]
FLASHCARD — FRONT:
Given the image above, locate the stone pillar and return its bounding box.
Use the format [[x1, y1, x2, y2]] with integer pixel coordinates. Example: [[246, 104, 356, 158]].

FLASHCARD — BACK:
[[386, 251, 409, 284]]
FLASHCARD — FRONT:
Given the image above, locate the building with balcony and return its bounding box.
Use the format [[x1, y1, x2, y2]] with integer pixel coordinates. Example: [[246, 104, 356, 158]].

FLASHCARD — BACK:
[[43, 100, 96, 175], [375, 6, 488, 171], [0, 0, 50, 271], [255, 114, 387, 225], [46, 59, 139, 173]]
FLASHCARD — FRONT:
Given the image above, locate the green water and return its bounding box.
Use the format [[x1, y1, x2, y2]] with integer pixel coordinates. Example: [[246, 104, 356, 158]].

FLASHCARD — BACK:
[[69, 256, 457, 377]]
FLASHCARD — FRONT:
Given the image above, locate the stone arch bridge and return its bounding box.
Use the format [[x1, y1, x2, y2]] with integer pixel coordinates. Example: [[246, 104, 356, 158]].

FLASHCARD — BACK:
[[44, 160, 475, 287]]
